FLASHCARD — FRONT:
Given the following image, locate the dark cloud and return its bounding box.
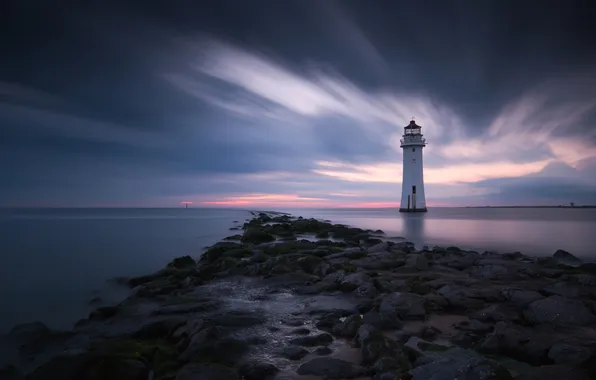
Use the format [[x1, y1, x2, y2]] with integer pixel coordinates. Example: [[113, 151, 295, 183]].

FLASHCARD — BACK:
[[1, 0, 595, 206]]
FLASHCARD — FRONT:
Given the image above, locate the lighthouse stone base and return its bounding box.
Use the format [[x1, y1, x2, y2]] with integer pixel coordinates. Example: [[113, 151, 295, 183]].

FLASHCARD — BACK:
[[399, 208, 428, 213]]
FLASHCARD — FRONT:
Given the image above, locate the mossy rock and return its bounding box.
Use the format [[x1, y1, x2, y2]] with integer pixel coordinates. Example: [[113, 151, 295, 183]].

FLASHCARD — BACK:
[[89, 306, 120, 320], [29, 339, 179, 380], [406, 278, 431, 295], [241, 229, 276, 244], [166, 256, 196, 269], [201, 242, 246, 262], [221, 247, 253, 259], [263, 241, 318, 256], [341, 263, 358, 273], [315, 230, 330, 238], [223, 234, 242, 241]]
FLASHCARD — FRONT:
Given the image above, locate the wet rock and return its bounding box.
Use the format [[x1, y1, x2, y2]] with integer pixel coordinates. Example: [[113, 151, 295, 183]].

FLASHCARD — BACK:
[[282, 317, 304, 327], [153, 298, 221, 315], [89, 305, 120, 320], [436, 285, 485, 310], [368, 241, 390, 253], [290, 327, 310, 335], [572, 274, 596, 286], [517, 364, 590, 380], [251, 250, 270, 263], [8, 321, 51, 341], [379, 292, 426, 320], [363, 309, 403, 330], [418, 325, 441, 340], [176, 363, 238, 380], [132, 317, 186, 340], [523, 295, 596, 326], [553, 249, 582, 267], [314, 346, 333, 355], [547, 343, 592, 365], [410, 354, 513, 380], [180, 326, 249, 364], [332, 314, 363, 338], [470, 264, 510, 280], [405, 254, 429, 271], [167, 255, 196, 269], [278, 346, 309, 360], [465, 319, 493, 333], [356, 325, 408, 367], [472, 304, 520, 323], [479, 321, 556, 365], [501, 288, 544, 307], [239, 360, 279, 380], [297, 358, 366, 379], [579, 263, 596, 275], [338, 272, 371, 292], [542, 282, 591, 299], [210, 310, 267, 328], [290, 333, 333, 347], [242, 229, 275, 244]]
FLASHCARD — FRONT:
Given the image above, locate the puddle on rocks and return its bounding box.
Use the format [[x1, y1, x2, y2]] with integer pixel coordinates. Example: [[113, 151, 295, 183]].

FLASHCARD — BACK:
[[195, 276, 365, 377]]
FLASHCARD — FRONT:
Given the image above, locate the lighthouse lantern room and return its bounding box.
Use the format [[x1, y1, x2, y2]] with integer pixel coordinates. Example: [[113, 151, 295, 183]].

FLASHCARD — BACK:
[[400, 119, 427, 212]]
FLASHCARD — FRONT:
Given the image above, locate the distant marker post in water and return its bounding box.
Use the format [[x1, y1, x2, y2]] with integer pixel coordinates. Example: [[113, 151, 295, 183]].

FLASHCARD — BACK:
[[400, 118, 428, 212], [181, 201, 192, 209]]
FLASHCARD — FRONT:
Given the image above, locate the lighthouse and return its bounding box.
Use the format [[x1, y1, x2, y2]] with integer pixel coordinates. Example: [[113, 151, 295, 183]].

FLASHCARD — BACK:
[[400, 119, 427, 212]]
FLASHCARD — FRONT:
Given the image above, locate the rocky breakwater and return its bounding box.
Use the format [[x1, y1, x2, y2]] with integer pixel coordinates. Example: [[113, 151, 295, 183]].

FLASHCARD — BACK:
[[3, 211, 596, 379]]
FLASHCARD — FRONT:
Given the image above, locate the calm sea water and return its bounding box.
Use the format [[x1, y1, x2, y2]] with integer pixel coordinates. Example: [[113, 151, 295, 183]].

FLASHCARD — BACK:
[[1, 207, 595, 332]]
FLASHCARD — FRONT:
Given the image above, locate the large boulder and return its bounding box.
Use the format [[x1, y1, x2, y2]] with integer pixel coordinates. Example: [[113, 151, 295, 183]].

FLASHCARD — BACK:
[[241, 229, 275, 244], [297, 358, 366, 379], [501, 288, 544, 307], [176, 363, 238, 380], [405, 254, 429, 271], [552, 250, 582, 267], [167, 255, 196, 269], [547, 343, 592, 365], [479, 322, 556, 365], [523, 296, 596, 326], [379, 292, 426, 320]]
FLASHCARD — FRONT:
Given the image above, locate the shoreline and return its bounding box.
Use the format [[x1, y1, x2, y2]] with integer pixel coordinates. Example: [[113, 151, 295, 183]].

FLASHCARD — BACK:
[[3, 211, 596, 379]]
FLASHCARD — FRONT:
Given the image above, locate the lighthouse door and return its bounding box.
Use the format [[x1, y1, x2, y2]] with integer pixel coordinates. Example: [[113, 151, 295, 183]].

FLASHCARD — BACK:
[[412, 186, 417, 211]]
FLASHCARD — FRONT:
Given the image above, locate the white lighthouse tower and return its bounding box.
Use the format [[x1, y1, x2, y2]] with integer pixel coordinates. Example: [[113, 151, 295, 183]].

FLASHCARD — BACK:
[[400, 119, 427, 212]]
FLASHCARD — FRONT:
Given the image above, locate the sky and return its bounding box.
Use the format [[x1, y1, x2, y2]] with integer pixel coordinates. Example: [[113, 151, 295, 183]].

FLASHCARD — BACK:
[[1, 0, 596, 208]]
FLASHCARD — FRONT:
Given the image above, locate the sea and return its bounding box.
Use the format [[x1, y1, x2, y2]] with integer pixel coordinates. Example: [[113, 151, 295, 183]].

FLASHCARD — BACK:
[[1, 207, 595, 333]]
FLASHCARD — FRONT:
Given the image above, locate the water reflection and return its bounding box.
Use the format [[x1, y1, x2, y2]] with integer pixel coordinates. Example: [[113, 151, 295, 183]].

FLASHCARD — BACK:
[[401, 213, 426, 247]]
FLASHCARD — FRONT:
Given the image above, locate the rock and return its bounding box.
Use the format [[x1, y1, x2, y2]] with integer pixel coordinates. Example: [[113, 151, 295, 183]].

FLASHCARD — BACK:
[[289, 333, 333, 347], [436, 285, 485, 310], [176, 363, 238, 380], [242, 229, 275, 244], [465, 319, 492, 333], [472, 304, 519, 323], [542, 282, 590, 299], [405, 254, 429, 271], [297, 358, 366, 379], [278, 346, 309, 360], [133, 317, 186, 340], [470, 264, 510, 280], [479, 321, 556, 365], [8, 321, 51, 341], [553, 250, 582, 267], [338, 272, 371, 292], [180, 326, 249, 364], [368, 241, 390, 253], [579, 263, 596, 275], [167, 255, 196, 269], [356, 325, 408, 367], [517, 364, 590, 380], [379, 292, 426, 320], [501, 288, 544, 307], [210, 310, 267, 328], [362, 309, 403, 330], [314, 346, 333, 355], [290, 327, 310, 335], [547, 343, 592, 365], [332, 314, 363, 338], [523, 295, 596, 326], [251, 251, 270, 263], [239, 360, 279, 380], [410, 355, 513, 380], [572, 274, 596, 286], [89, 305, 120, 320]]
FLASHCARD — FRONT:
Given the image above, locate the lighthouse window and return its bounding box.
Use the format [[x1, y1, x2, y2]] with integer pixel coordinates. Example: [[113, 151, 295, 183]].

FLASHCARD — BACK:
[[412, 148, 416, 152]]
